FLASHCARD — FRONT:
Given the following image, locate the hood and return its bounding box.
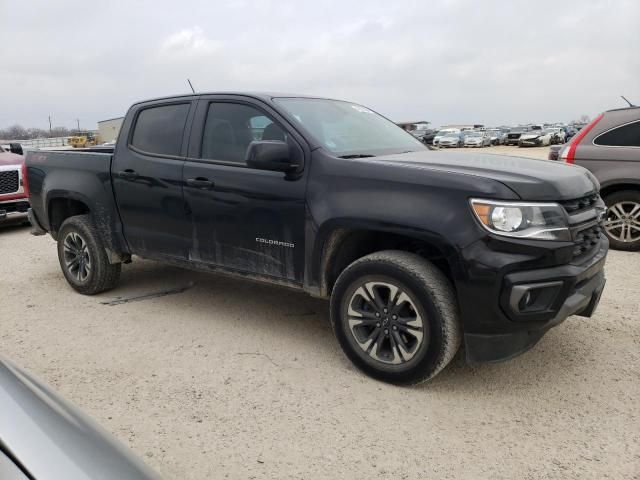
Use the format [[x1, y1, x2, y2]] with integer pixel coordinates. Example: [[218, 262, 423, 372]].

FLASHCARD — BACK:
[[439, 137, 459, 142], [465, 137, 482, 142], [368, 150, 598, 201], [0, 151, 24, 166]]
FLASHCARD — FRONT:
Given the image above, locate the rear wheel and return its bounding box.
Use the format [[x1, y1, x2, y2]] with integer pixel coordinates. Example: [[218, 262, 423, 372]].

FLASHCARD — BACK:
[[57, 215, 121, 294], [603, 191, 640, 251], [330, 251, 461, 385]]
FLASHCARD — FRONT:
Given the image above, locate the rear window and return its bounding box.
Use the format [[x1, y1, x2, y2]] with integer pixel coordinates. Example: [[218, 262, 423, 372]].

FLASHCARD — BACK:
[[130, 103, 190, 156], [594, 120, 640, 147]]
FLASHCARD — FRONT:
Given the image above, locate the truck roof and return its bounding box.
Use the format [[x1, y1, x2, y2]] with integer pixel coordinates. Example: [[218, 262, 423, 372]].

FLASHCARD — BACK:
[[131, 91, 342, 107]]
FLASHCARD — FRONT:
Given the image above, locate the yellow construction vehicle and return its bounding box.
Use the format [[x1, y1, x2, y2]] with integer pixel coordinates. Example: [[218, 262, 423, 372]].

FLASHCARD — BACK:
[[67, 133, 98, 148]]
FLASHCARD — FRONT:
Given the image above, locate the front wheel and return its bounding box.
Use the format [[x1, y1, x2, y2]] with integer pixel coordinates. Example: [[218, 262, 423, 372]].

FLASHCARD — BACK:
[[57, 215, 121, 294], [603, 191, 640, 251], [330, 251, 461, 385]]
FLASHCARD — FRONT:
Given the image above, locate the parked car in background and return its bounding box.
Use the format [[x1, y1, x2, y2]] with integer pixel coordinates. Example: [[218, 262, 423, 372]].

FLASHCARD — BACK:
[[564, 126, 578, 142], [0, 149, 29, 223], [410, 123, 431, 141], [463, 131, 491, 147], [519, 129, 553, 147], [557, 106, 640, 250], [486, 128, 506, 145], [422, 129, 438, 145], [548, 144, 562, 161], [0, 356, 161, 480], [505, 128, 526, 146], [546, 127, 566, 145], [438, 131, 464, 148], [432, 128, 460, 146]]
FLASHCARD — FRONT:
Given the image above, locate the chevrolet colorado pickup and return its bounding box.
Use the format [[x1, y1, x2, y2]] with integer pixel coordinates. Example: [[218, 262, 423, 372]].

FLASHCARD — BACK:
[[26, 93, 608, 384]]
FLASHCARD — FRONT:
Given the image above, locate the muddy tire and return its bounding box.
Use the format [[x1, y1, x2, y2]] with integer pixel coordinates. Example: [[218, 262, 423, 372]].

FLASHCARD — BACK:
[[330, 250, 461, 385], [57, 215, 121, 294]]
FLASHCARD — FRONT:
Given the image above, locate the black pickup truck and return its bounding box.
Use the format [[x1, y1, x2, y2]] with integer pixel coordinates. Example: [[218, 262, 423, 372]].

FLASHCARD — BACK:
[[26, 93, 608, 384]]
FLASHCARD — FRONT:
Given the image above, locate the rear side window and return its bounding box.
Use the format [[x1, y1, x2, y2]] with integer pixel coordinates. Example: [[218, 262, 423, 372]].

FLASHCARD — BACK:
[[131, 103, 190, 156], [594, 120, 640, 147]]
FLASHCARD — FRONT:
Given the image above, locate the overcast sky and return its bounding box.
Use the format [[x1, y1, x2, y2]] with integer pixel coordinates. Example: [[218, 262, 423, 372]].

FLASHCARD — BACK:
[[1, 0, 638, 130]]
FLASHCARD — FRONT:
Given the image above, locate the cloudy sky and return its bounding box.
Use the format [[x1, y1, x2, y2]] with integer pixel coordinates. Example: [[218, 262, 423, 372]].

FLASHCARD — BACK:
[[1, 0, 638, 130]]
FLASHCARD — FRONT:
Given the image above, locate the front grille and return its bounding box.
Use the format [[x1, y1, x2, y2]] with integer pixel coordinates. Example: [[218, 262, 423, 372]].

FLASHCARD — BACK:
[[0, 170, 19, 195], [573, 224, 602, 260], [508, 133, 521, 139], [560, 193, 599, 214]]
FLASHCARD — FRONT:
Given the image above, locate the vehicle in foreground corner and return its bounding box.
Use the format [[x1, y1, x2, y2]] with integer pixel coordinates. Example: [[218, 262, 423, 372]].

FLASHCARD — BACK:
[[26, 92, 608, 384], [555, 105, 640, 251], [0, 356, 161, 480], [0, 148, 29, 223]]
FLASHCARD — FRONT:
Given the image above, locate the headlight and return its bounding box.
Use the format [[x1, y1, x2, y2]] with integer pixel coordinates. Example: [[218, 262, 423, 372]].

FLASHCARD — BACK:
[[470, 199, 570, 241]]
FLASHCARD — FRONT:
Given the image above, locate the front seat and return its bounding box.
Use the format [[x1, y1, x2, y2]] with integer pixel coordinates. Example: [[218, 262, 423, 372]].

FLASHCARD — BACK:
[[261, 123, 286, 142]]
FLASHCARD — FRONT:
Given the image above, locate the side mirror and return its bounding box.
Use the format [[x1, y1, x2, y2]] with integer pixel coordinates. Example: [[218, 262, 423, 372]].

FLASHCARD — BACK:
[[245, 140, 297, 173], [9, 143, 23, 156]]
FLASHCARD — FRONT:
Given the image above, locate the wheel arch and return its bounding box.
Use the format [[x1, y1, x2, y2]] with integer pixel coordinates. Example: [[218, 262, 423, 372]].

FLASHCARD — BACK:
[[47, 194, 91, 239], [311, 221, 458, 298], [600, 181, 640, 199]]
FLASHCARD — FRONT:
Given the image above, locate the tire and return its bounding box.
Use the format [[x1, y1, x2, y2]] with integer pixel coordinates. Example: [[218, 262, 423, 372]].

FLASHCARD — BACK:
[[603, 191, 640, 251], [56, 215, 121, 294], [330, 250, 461, 385]]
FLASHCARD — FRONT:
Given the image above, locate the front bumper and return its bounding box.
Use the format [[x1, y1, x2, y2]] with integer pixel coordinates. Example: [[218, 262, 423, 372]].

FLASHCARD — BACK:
[[456, 236, 608, 364], [0, 198, 29, 222]]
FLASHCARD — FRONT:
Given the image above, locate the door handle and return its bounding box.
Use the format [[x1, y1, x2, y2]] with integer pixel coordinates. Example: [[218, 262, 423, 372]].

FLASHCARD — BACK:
[[118, 169, 139, 180], [186, 177, 214, 189]]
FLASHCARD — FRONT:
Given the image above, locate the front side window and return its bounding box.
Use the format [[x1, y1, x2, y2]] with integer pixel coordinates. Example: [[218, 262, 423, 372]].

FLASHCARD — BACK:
[[594, 120, 640, 147], [201, 103, 287, 163], [274, 98, 425, 157], [130, 103, 190, 156]]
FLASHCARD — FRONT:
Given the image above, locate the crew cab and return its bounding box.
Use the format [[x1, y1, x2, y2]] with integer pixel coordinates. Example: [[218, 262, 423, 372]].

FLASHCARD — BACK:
[[0, 148, 29, 223], [26, 93, 608, 384]]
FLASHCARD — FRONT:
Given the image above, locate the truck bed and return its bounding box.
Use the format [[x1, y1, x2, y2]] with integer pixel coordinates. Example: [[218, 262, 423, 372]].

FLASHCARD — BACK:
[[26, 149, 128, 252]]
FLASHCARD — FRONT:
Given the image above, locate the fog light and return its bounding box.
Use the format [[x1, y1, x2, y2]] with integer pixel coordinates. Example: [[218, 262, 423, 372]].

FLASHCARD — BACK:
[[509, 281, 564, 317]]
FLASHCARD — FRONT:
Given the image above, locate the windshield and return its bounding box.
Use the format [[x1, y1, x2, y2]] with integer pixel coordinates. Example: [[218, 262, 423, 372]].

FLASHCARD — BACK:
[[466, 132, 482, 137], [275, 98, 425, 156]]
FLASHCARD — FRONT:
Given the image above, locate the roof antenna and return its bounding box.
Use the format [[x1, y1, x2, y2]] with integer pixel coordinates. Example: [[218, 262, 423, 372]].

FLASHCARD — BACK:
[[621, 95, 635, 107], [187, 79, 196, 94]]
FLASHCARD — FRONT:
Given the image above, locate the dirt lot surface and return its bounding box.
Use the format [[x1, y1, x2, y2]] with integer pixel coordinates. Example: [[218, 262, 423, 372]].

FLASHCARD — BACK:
[[1, 146, 638, 479]]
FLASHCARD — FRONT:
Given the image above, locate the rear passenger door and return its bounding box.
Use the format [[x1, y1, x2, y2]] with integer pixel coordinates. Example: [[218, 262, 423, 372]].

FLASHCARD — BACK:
[[182, 96, 308, 283], [112, 98, 197, 259]]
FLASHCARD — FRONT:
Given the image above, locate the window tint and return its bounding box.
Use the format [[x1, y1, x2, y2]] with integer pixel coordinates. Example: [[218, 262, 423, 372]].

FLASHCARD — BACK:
[[131, 103, 190, 156], [201, 103, 287, 163], [594, 120, 640, 147]]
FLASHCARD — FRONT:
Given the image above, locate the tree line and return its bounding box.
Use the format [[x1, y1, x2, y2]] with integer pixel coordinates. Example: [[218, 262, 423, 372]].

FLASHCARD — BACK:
[[0, 125, 82, 140]]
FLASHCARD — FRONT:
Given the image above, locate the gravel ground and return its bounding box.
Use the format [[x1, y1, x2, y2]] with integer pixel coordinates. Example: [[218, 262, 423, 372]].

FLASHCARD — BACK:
[[1, 147, 638, 479]]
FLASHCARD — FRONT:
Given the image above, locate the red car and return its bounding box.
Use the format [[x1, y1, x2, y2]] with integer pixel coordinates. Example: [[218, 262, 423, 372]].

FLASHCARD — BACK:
[[0, 149, 29, 222]]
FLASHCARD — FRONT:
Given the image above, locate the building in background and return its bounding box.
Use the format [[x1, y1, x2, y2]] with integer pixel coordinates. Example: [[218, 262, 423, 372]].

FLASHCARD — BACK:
[[97, 116, 124, 144]]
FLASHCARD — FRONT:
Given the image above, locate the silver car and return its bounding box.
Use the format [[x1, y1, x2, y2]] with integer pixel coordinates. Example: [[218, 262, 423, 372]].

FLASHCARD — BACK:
[[463, 132, 491, 148], [0, 356, 161, 480], [437, 132, 464, 148]]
